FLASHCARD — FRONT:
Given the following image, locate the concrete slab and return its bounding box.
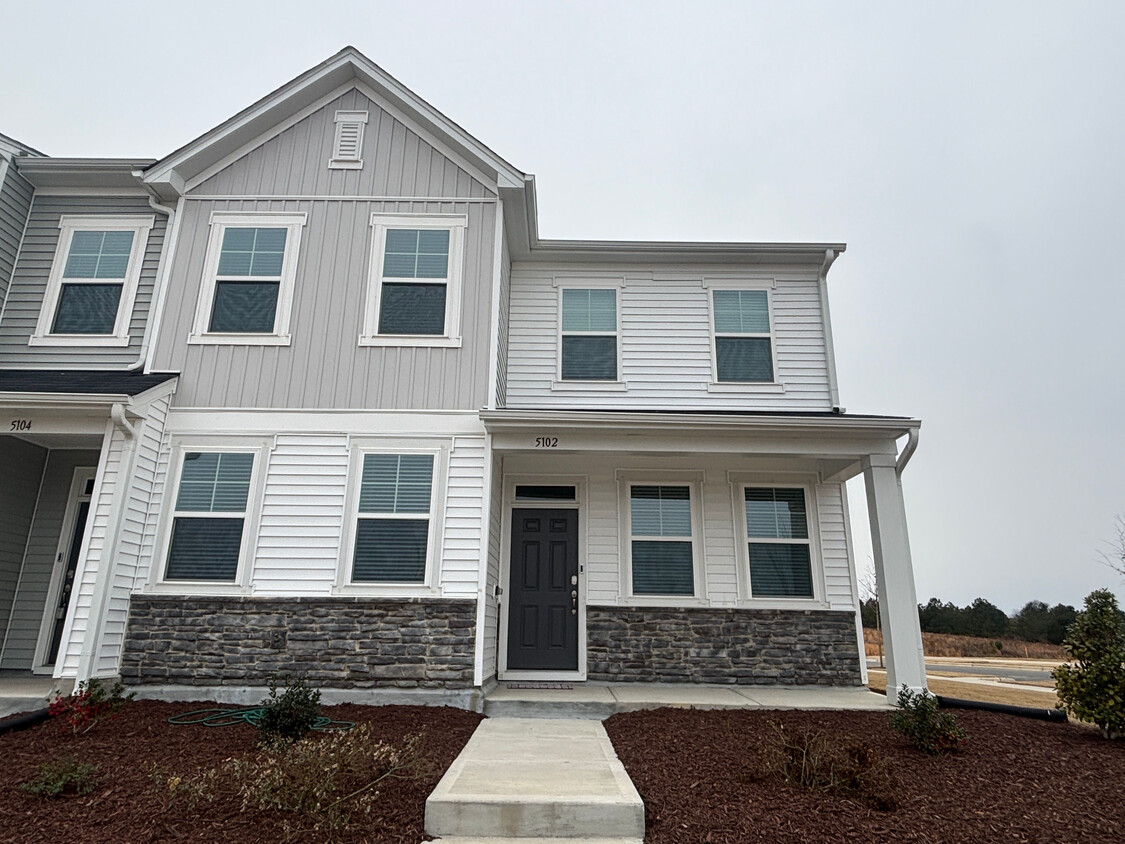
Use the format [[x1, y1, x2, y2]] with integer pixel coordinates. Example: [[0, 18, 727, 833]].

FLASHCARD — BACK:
[[608, 683, 751, 709], [425, 718, 644, 840], [733, 686, 891, 710], [0, 675, 59, 719]]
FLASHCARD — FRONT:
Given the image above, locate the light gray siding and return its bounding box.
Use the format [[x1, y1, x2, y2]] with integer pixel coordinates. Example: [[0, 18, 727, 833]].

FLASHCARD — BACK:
[[152, 197, 496, 409], [0, 437, 47, 658], [506, 264, 833, 411], [0, 160, 34, 310], [2, 449, 99, 670], [494, 230, 511, 407], [193, 88, 493, 199], [0, 195, 167, 367]]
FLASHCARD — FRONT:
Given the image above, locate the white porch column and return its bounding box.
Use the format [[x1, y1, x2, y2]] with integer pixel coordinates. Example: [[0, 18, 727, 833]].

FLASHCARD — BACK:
[[862, 453, 926, 694]]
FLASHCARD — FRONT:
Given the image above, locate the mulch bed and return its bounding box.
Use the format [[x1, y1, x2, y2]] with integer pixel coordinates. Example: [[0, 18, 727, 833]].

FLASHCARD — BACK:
[[604, 707, 1125, 843], [0, 700, 481, 844]]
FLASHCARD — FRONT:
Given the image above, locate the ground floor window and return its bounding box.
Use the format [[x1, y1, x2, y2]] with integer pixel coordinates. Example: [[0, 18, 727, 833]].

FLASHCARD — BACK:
[[165, 451, 253, 582], [351, 453, 435, 583], [629, 484, 695, 595], [744, 487, 813, 598]]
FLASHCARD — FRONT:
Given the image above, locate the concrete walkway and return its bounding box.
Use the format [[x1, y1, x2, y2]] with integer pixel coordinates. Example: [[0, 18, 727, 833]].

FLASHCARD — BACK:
[[484, 681, 890, 719], [0, 674, 59, 719], [426, 718, 644, 842]]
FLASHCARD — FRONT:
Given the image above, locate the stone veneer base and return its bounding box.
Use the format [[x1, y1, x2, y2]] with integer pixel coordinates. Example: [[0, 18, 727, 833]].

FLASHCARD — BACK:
[[121, 596, 476, 689], [585, 607, 861, 685]]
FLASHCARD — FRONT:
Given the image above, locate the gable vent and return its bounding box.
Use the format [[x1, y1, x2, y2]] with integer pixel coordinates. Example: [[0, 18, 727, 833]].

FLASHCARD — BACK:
[[330, 110, 368, 169]]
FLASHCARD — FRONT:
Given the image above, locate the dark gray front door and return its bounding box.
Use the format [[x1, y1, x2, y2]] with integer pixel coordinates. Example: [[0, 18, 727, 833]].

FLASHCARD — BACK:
[[507, 508, 579, 671], [47, 500, 89, 665]]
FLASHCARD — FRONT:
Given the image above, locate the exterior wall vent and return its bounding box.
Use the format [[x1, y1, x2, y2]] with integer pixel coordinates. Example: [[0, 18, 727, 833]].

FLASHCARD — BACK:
[[329, 110, 368, 170]]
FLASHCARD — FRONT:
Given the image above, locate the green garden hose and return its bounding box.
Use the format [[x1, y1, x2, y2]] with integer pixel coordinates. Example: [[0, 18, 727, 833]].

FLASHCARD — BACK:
[[168, 707, 353, 730]]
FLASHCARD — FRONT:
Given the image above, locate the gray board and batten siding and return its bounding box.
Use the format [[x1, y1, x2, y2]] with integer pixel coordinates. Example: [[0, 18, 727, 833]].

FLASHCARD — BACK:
[[0, 195, 167, 368], [154, 88, 498, 409], [0, 160, 35, 310], [0, 437, 47, 657]]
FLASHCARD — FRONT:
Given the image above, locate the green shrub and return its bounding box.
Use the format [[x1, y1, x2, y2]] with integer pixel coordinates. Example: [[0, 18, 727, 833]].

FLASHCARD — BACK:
[[256, 676, 321, 742], [20, 756, 100, 797], [1053, 589, 1125, 739], [754, 722, 898, 811], [888, 686, 966, 755], [47, 678, 135, 735]]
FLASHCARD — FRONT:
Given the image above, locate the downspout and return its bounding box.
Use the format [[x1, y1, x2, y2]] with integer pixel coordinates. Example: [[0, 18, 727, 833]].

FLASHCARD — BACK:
[[818, 248, 842, 411], [128, 173, 178, 371], [75, 403, 141, 684], [895, 427, 919, 477]]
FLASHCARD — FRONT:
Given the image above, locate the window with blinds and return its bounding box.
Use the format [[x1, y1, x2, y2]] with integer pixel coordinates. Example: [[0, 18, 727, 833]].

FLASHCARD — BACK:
[[352, 453, 435, 583], [165, 452, 254, 581], [630, 485, 694, 595], [713, 289, 774, 382], [745, 487, 814, 598], [329, 110, 368, 169], [377, 229, 450, 335], [560, 288, 618, 380], [209, 227, 286, 332]]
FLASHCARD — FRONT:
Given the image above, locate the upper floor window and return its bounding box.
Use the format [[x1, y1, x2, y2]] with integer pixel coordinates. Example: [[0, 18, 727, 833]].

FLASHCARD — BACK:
[[361, 214, 466, 347], [628, 484, 695, 596], [712, 289, 775, 382], [190, 212, 306, 345], [560, 288, 618, 380], [744, 487, 814, 598], [31, 215, 154, 347]]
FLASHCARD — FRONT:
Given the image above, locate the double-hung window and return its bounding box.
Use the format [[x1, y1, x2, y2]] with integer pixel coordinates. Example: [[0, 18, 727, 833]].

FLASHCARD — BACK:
[[744, 487, 814, 598], [712, 289, 774, 382], [165, 452, 254, 582], [32, 215, 153, 346], [629, 485, 695, 596], [362, 214, 466, 346], [191, 212, 306, 344], [560, 288, 618, 380], [351, 453, 436, 583]]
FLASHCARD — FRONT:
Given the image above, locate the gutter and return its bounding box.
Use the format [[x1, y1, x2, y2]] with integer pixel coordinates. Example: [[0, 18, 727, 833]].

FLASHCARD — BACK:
[[818, 248, 842, 410], [895, 427, 919, 477], [128, 173, 179, 372]]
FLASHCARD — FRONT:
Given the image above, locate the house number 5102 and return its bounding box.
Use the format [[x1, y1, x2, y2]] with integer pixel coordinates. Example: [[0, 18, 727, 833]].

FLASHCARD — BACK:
[[10, 420, 32, 432], [535, 437, 558, 448]]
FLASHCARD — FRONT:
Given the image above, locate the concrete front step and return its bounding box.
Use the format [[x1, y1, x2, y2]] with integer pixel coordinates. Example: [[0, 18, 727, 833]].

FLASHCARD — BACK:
[[425, 718, 644, 840], [428, 838, 643, 843]]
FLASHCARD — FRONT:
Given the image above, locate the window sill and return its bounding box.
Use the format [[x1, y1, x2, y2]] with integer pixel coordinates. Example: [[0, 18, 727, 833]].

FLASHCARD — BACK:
[[333, 583, 440, 598], [739, 598, 829, 611], [550, 380, 628, 392], [188, 333, 292, 346], [707, 381, 785, 393], [29, 334, 130, 348], [358, 335, 462, 348], [145, 582, 249, 596], [619, 596, 709, 608]]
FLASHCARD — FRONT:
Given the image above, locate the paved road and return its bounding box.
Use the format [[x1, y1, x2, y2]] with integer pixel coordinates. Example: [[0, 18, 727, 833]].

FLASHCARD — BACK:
[[867, 659, 1055, 684]]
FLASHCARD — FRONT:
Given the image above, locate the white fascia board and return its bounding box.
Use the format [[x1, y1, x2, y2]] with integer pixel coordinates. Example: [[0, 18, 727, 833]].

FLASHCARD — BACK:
[[128, 377, 179, 409], [520, 240, 848, 266]]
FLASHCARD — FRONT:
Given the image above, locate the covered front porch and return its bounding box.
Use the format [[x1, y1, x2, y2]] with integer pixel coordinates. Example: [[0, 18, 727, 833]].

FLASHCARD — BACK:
[[479, 409, 927, 695]]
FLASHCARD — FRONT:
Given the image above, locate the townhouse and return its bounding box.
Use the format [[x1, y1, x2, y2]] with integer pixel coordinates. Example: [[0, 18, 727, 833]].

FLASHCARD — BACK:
[[0, 49, 927, 707]]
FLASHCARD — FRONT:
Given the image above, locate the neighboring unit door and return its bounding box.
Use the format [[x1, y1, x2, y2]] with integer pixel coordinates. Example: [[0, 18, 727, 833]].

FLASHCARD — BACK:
[[506, 508, 579, 671], [42, 470, 95, 668]]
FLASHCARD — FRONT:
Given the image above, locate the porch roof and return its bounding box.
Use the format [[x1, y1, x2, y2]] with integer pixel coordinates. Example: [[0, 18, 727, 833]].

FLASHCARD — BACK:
[[0, 370, 178, 397]]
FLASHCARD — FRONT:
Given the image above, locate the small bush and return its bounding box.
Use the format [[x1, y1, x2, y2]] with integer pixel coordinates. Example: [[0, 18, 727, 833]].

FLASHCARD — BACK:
[[754, 722, 898, 810], [48, 678, 135, 735], [1053, 589, 1125, 739], [257, 676, 321, 742], [888, 686, 966, 755], [20, 756, 100, 797]]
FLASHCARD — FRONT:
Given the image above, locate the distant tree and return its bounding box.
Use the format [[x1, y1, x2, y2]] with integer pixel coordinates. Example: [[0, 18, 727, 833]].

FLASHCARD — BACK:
[[918, 597, 959, 634], [964, 598, 1008, 638], [1101, 515, 1125, 579], [860, 597, 880, 629]]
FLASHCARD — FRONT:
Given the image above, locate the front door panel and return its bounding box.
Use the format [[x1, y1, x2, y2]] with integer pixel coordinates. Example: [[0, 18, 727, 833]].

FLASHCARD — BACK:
[[507, 508, 579, 671]]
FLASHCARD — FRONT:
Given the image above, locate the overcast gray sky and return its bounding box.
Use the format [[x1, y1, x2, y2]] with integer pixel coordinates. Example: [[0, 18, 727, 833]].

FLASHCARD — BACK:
[[3, 1, 1122, 612]]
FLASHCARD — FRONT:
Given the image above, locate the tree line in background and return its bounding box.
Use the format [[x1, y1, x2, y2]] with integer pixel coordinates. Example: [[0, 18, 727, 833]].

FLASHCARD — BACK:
[[860, 597, 1079, 645]]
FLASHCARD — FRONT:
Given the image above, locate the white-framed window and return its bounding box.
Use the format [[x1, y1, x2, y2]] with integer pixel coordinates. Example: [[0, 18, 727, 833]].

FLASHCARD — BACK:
[[627, 483, 698, 597], [340, 447, 445, 589], [161, 448, 261, 585], [329, 110, 368, 169], [741, 486, 815, 599], [711, 288, 776, 383], [190, 212, 306, 345], [558, 287, 620, 381], [31, 215, 154, 346], [360, 214, 466, 347]]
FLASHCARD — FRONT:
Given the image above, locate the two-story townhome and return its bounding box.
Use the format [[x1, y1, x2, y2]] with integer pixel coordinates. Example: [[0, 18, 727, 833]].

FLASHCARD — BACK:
[[1, 48, 926, 708]]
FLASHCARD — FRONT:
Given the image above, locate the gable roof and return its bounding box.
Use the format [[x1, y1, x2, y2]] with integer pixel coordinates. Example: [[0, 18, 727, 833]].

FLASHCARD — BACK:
[[142, 46, 526, 199], [0, 131, 45, 159]]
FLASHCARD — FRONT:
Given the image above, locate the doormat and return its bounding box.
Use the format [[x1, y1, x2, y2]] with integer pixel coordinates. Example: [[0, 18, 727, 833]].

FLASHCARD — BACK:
[[506, 682, 574, 690]]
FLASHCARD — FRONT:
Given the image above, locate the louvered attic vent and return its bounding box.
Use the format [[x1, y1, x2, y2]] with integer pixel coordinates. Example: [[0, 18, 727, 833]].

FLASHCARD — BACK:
[[330, 110, 368, 169]]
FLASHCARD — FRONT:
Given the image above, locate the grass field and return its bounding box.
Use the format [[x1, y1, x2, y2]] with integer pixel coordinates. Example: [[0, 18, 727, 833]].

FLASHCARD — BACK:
[[867, 668, 1060, 709], [864, 628, 1067, 660]]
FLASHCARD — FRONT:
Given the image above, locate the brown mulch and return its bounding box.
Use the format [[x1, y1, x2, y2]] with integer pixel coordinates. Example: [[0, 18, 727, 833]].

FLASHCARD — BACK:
[[0, 700, 481, 844], [604, 707, 1125, 844]]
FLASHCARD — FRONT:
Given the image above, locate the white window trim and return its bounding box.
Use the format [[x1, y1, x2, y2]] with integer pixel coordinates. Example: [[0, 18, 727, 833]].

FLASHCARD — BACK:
[[30, 214, 155, 347], [189, 211, 307, 346], [147, 438, 270, 595], [705, 280, 783, 390], [335, 438, 449, 596], [360, 213, 467, 347], [329, 110, 369, 170], [556, 285, 624, 385], [617, 471, 706, 607], [732, 478, 827, 609]]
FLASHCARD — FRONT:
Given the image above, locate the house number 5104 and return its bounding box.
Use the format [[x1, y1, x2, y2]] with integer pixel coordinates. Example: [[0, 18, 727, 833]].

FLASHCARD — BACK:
[[535, 437, 558, 448], [10, 420, 32, 432]]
